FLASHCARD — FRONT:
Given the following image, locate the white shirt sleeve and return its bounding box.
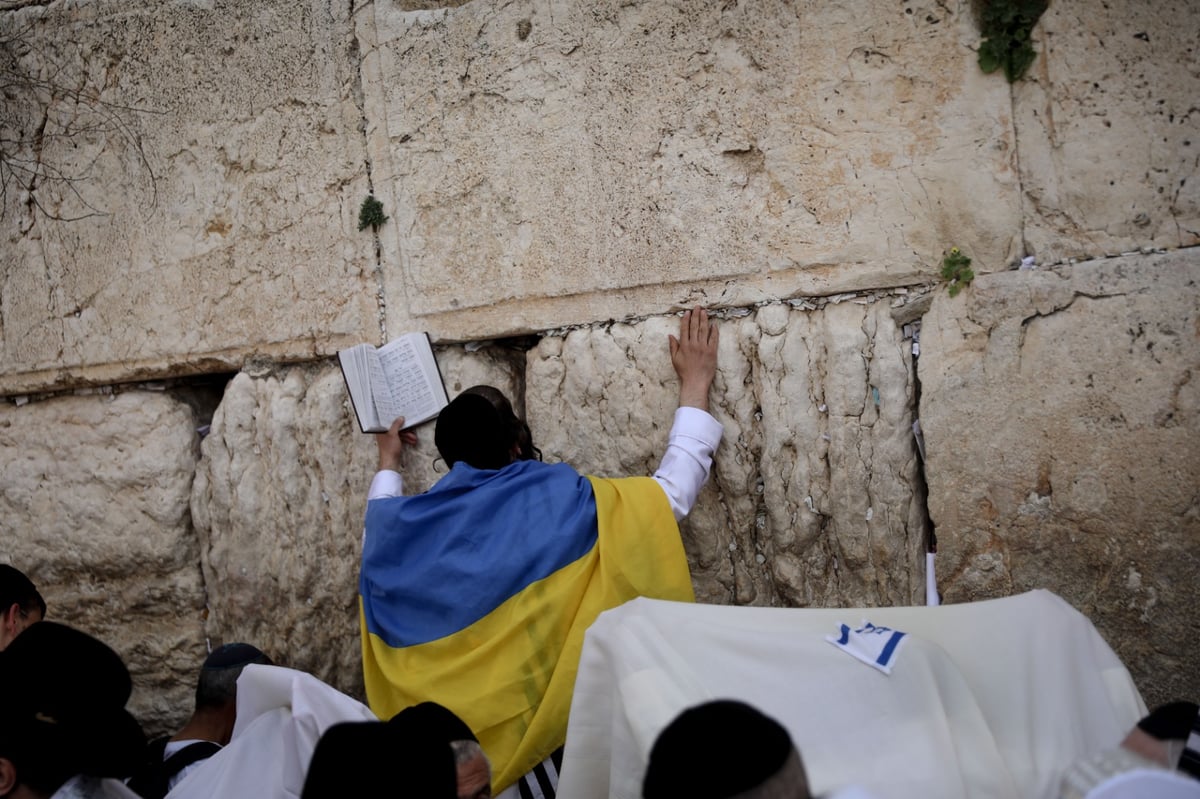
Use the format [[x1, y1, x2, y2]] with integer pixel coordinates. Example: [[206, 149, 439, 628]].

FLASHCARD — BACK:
[[653, 406, 724, 521], [368, 469, 404, 500], [364, 470, 404, 545]]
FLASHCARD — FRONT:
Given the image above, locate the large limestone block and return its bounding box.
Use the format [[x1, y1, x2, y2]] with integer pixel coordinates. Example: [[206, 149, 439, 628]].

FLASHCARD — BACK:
[[918, 251, 1200, 706], [1016, 0, 1200, 261], [358, 0, 1021, 339], [191, 347, 522, 700], [0, 391, 204, 735], [753, 301, 927, 608], [526, 302, 924, 607], [0, 0, 376, 396]]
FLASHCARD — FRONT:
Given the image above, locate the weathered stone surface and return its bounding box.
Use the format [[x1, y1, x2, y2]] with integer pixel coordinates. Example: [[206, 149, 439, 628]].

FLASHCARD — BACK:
[[359, 0, 1021, 340], [190, 347, 522, 701], [191, 364, 372, 700], [919, 250, 1200, 707], [0, 0, 1195, 735], [0, 391, 204, 735], [527, 301, 926, 607], [1016, 0, 1200, 262], [0, 0, 376, 395]]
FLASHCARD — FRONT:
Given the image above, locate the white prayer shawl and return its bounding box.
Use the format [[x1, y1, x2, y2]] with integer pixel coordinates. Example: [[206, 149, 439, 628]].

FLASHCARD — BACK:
[[52, 776, 141, 799], [165, 665, 378, 799], [558, 590, 1146, 799]]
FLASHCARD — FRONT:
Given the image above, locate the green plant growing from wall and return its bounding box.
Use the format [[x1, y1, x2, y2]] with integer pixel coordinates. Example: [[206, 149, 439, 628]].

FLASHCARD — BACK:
[[940, 248, 975, 297], [358, 195, 388, 231], [978, 0, 1049, 83]]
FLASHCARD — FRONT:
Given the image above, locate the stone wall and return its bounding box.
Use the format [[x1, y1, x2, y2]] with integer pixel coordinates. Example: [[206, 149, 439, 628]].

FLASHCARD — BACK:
[[357, 0, 1023, 338], [921, 250, 1200, 708], [0, 0, 1197, 737], [0, 391, 206, 727], [0, 0, 376, 395]]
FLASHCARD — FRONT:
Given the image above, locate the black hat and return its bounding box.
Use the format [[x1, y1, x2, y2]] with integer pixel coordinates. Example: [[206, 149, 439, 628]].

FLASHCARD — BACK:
[[0, 563, 46, 616], [644, 700, 795, 799], [434, 392, 511, 470], [0, 622, 146, 784], [301, 720, 456, 799], [390, 701, 478, 744]]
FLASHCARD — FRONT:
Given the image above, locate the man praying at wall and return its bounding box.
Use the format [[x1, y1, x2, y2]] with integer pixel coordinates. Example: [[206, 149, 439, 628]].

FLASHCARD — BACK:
[[126, 643, 272, 799], [358, 307, 724, 796]]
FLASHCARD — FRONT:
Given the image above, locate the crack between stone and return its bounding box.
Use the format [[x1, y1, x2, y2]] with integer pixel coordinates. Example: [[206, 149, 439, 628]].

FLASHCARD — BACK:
[[1009, 77, 1030, 259], [1018, 289, 1134, 330], [909, 314, 936, 601], [349, 0, 387, 344]]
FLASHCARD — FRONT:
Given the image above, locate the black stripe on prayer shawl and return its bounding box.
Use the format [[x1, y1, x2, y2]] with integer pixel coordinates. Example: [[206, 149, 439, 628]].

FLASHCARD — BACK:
[[515, 747, 564, 799], [550, 746, 564, 772], [531, 761, 556, 797]]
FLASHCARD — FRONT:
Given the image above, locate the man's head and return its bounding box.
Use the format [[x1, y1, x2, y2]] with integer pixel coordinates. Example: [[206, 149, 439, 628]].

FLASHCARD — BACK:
[[0, 622, 145, 797], [432, 388, 512, 470], [0, 565, 45, 651], [195, 643, 271, 715], [390, 702, 490, 799], [434, 386, 541, 471], [461, 385, 541, 462], [302, 719, 457, 799], [643, 700, 810, 799]]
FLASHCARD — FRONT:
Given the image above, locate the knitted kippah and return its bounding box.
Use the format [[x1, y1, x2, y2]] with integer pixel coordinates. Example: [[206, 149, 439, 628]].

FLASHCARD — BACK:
[[643, 700, 794, 799]]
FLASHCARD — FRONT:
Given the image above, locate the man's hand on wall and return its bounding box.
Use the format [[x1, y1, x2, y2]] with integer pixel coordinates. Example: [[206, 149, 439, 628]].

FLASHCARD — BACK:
[[669, 306, 719, 413]]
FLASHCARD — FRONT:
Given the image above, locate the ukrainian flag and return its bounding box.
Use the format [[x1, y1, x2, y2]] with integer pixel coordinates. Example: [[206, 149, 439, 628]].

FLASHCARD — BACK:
[[359, 459, 694, 790]]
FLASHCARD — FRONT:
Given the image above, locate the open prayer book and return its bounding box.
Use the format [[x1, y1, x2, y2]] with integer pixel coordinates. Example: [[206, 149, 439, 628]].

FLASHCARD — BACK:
[[337, 332, 449, 433]]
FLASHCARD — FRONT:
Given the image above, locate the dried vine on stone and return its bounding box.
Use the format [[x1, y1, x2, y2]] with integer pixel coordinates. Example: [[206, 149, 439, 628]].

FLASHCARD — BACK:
[[0, 20, 160, 223]]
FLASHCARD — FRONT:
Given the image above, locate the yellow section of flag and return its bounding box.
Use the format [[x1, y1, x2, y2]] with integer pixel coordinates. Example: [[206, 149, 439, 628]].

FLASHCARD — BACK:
[[360, 474, 694, 791]]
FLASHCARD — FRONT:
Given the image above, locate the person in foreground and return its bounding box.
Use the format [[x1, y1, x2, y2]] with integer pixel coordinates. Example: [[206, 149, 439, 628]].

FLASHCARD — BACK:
[[360, 307, 724, 794], [126, 643, 272, 798], [644, 700, 811, 799], [301, 701, 482, 799], [0, 622, 145, 799]]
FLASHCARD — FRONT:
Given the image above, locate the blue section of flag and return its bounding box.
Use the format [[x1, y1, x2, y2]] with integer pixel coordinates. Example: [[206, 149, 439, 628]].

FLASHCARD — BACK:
[[361, 459, 599, 648], [876, 629, 906, 668]]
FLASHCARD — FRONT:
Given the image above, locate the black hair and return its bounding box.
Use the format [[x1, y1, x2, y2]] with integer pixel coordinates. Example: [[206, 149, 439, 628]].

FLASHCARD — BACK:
[[195, 645, 272, 710], [461, 385, 542, 462], [434, 386, 542, 470]]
